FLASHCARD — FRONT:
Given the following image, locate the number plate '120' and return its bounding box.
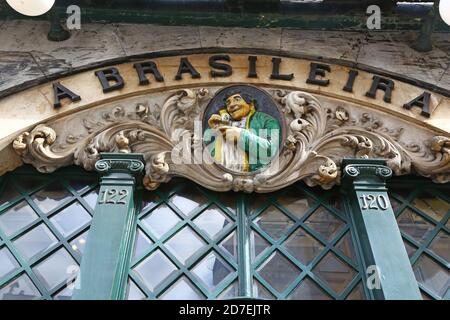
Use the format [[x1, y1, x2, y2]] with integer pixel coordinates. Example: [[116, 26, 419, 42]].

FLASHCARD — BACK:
[[98, 188, 129, 205], [359, 194, 389, 211]]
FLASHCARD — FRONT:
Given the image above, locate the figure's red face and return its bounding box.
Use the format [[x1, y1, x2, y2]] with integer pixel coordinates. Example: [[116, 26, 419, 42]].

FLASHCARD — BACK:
[[226, 94, 251, 120]]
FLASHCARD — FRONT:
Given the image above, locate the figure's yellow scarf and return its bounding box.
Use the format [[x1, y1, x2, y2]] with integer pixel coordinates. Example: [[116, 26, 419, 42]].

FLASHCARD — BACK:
[[214, 107, 256, 172]]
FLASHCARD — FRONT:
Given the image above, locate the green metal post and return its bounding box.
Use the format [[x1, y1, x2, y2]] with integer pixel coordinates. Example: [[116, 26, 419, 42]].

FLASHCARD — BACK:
[[237, 194, 253, 298], [341, 158, 421, 300], [72, 153, 145, 300]]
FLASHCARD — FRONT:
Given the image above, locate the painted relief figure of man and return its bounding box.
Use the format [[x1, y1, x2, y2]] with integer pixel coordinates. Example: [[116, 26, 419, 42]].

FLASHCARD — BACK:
[[207, 91, 281, 172]]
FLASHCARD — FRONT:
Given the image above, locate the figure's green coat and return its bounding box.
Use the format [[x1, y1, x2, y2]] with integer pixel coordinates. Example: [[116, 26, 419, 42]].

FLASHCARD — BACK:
[[210, 110, 281, 172]]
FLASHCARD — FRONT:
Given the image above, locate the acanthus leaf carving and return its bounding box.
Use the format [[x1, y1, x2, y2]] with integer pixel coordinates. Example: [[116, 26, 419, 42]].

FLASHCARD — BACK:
[[11, 87, 450, 192]]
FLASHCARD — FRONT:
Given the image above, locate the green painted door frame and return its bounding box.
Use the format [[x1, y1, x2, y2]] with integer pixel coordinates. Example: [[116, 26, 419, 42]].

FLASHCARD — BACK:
[[72, 153, 145, 300], [341, 158, 421, 300]]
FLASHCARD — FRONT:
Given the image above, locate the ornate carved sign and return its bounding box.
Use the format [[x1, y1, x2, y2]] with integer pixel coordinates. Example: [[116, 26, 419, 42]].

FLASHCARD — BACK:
[[51, 55, 436, 117], [0, 53, 448, 190], [10, 84, 450, 192]]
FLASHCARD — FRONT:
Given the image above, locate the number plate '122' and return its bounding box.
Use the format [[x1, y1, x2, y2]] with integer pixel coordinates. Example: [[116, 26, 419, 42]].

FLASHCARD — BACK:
[[359, 194, 389, 211], [98, 188, 129, 205]]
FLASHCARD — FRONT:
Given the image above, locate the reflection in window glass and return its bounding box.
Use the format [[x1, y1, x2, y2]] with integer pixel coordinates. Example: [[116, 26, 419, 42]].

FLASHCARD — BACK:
[[49, 203, 91, 237], [13, 224, 58, 261], [413, 254, 450, 299], [31, 182, 72, 214], [33, 248, 77, 291], [70, 230, 89, 256], [193, 205, 231, 239], [0, 247, 20, 279], [160, 277, 205, 300], [141, 205, 181, 238], [0, 274, 41, 300], [390, 184, 450, 300], [0, 167, 97, 300], [0, 201, 38, 237], [165, 227, 205, 264], [133, 250, 177, 291], [192, 251, 233, 292], [257, 251, 301, 294]]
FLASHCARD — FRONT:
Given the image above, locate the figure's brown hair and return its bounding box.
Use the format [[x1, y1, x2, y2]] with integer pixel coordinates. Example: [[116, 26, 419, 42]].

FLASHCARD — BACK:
[[224, 89, 257, 108]]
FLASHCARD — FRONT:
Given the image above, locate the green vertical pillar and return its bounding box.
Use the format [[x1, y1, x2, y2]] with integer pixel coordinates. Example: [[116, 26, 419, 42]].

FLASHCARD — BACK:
[[341, 159, 421, 300], [73, 153, 145, 300], [237, 195, 253, 298]]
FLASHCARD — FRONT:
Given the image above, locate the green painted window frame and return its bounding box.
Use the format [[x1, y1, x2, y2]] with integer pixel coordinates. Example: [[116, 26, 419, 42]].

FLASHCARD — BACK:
[[127, 180, 241, 300], [0, 165, 99, 300], [246, 185, 368, 300], [387, 177, 450, 300], [125, 180, 368, 300]]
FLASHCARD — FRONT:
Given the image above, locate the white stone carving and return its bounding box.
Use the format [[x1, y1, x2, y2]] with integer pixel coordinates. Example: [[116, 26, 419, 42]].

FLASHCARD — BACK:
[[11, 87, 450, 192]]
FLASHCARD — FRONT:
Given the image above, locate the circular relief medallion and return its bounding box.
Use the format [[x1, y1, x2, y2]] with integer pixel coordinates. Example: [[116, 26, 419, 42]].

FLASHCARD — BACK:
[[202, 85, 284, 174]]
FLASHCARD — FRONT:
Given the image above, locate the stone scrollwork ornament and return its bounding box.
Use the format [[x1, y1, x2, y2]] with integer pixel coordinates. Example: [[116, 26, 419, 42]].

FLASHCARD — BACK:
[[12, 86, 450, 192]]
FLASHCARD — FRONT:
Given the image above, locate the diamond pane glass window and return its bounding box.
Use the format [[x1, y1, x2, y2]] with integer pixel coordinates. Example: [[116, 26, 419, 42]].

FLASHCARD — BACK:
[[0, 166, 98, 300], [127, 279, 146, 300], [390, 183, 450, 300], [312, 252, 356, 294], [160, 277, 205, 300], [192, 251, 234, 292], [31, 182, 72, 213], [141, 205, 181, 239], [170, 187, 206, 216], [249, 183, 364, 300], [4, 168, 380, 300], [165, 227, 205, 264], [32, 248, 77, 291], [276, 189, 316, 219], [0, 201, 38, 237], [130, 179, 238, 300], [254, 206, 294, 240], [413, 254, 449, 299], [428, 231, 450, 262], [0, 247, 19, 279], [283, 227, 323, 265], [132, 228, 153, 260], [193, 205, 231, 239], [288, 277, 331, 300], [257, 251, 301, 293], [397, 208, 434, 244], [411, 193, 450, 222], [304, 207, 344, 242], [82, 189, 99, 210], [13, 224, 58, 261], [133, 250, 177, 292], [0, 274, 41, 300], [49, 203, 91, 238], [220, 231, 238, 262]]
